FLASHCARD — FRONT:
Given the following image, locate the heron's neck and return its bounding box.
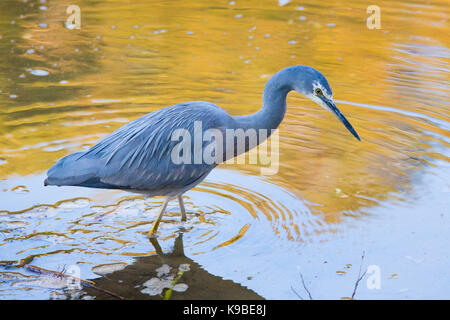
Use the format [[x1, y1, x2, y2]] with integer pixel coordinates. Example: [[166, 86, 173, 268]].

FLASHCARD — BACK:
[[234, 70, 293, 132]]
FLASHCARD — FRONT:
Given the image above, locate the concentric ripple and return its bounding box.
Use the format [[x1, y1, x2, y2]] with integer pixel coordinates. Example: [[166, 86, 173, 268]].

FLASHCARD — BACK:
[[0, 169, 327, 299]]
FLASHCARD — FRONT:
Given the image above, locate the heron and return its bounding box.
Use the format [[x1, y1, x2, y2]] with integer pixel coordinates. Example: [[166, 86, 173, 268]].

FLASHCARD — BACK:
[[44, 65, 360, 237]]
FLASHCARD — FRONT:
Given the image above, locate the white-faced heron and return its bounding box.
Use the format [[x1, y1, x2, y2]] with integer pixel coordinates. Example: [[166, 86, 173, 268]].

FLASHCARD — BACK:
[[45, 65, 360, 237]]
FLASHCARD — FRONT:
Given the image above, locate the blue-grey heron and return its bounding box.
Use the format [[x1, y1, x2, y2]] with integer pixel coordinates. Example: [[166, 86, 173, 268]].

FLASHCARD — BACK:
[[45, 65, 360, 237]]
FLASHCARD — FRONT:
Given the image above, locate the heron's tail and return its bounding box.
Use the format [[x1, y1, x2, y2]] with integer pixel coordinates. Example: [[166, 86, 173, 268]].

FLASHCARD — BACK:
[[44, 152, 98, 187]]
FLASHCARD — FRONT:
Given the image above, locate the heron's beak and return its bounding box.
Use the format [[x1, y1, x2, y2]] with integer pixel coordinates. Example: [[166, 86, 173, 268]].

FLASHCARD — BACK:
[[320, 96, 361, 141]]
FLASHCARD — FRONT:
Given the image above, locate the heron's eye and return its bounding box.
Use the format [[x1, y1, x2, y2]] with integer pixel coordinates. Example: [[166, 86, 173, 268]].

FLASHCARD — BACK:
[[315, 88, 323, 95]]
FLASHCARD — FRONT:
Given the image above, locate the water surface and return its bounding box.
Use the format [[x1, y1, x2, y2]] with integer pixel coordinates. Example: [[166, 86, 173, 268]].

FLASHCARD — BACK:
[[0, 0, 449, 299]]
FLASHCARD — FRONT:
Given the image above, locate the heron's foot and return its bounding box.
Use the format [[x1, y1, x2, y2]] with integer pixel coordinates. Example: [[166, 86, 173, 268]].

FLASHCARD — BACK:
[[148, 228, 158, 238], [148, 220, 161, 238]]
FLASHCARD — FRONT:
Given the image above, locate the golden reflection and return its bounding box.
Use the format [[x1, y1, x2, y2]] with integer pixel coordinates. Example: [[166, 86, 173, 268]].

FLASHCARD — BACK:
[[0, 0, 449, 228], [213, 223, 250, 250]]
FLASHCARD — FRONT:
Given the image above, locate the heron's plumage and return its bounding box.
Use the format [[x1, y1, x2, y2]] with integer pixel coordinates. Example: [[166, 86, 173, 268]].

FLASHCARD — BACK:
[[45, 101, 233, 196]]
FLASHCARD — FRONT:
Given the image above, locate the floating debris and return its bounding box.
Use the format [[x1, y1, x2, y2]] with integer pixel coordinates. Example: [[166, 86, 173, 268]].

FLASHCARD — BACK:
[[278, 0, 290, 6], [178, 264, 190, 272], [141, 263, 190, 297], [142, 277, 167, 296], [172, 283, 188, 292], [156, 264, 171, 277], [27, 276, 69, 289], [91, 99, 121, 104], [92, 262, 128, 275], [30, 69, 49, 76], [22, 264, 123, 299], [0, 271, 34, 282], [17, 205, 58, 219]]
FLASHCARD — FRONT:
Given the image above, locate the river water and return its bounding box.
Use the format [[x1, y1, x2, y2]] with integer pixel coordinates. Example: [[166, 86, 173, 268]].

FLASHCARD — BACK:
[[0, 0, 449, 299]]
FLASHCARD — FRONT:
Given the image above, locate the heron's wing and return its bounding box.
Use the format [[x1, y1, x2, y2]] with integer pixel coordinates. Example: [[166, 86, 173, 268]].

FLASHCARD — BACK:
[[46, 102, 231, 193]]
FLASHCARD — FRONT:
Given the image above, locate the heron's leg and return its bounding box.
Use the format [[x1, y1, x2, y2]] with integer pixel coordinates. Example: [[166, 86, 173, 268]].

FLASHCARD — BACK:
[[178, 195, 187, 222], [148, 197, 170, 238]]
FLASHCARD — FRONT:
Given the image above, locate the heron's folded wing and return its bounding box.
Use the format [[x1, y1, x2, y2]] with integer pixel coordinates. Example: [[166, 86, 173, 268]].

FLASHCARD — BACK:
[[59, 102, 230, 191]]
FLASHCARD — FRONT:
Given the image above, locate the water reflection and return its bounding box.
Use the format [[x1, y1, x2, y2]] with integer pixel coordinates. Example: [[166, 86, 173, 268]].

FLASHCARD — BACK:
[[0, 169, 326, 299], [83, 233, 263, 299], [0, 0, 449, 299]]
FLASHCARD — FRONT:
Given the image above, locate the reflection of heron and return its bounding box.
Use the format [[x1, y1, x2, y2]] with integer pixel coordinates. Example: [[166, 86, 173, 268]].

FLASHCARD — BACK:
[[45, 65, 360, 237], [84, 233, 263, 300]]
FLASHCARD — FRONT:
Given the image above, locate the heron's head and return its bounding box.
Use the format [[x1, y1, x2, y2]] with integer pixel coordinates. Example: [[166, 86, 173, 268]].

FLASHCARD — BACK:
[[289, 65, 361, 141]]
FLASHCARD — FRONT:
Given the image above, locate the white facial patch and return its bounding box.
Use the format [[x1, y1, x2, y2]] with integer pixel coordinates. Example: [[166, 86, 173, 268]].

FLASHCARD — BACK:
[[307, 80, 333, 111], [312, 80, 332, 99]]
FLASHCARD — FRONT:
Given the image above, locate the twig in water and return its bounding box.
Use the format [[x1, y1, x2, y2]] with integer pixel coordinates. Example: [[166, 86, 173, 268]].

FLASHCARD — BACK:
[[300, 272, 313, 300], [290, 285, 304, 300], [291, 271, 312, 300], [24, 264, 94, 285], [351, 251, 367, 299], [22, 264, 125, 300]]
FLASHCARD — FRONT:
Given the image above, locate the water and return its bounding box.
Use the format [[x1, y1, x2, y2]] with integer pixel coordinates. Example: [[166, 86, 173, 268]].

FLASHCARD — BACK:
[[0, 0, 449, 299]]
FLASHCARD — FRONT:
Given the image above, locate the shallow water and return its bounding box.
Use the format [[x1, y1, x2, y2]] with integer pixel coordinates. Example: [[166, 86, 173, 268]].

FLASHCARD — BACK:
[[0, 0, 449, 299]]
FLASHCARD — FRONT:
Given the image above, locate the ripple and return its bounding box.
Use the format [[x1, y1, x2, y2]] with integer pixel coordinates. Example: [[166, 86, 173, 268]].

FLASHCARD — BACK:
[[0, 169, 326, 298], [0, 0, 449, 300], [335, 99, 450, 132]]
